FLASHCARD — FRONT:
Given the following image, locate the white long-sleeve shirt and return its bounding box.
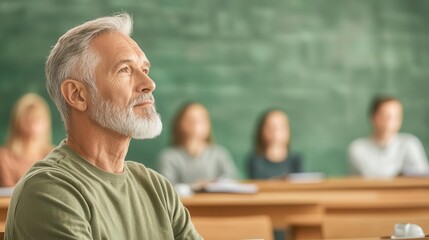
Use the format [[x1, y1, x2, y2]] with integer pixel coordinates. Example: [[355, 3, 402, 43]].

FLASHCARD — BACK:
[[348, 133, 429, 178]]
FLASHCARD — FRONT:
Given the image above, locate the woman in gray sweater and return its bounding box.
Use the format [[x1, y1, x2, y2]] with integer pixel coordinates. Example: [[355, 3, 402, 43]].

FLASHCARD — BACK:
[[158, 103, 236, 186]]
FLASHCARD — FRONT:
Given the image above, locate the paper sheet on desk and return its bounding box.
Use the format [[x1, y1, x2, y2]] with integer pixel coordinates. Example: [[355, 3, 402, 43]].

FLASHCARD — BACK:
[[201, 181, 259, 194], [0, 187, 14, 197]]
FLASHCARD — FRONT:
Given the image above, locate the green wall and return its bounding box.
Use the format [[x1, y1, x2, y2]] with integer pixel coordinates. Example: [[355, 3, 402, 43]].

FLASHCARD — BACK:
[[1, 0, 429, 178]]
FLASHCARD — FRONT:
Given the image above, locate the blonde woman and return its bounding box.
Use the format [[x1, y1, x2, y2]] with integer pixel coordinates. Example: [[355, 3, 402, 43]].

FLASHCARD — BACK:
[[158, 102, 236, 186], [0, 93, 54, 187]]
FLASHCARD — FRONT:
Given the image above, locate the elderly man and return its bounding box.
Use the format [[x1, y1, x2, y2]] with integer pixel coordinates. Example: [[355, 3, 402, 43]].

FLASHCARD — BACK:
[[5, 13, 202, 239]]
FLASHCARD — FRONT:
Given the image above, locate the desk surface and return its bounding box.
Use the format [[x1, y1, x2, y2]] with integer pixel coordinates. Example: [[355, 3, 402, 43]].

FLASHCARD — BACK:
[[182, 178, 429, 239], [246, 177, 429, 192], [0, 198, 7, 233], [182, 189, 429, 239], [182, 189, 429, 208], [0, 198, 9, 208], [2, 177, 429, 209]]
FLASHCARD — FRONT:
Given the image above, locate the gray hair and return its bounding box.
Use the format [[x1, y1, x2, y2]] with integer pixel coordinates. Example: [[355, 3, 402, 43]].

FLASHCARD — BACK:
[[45, 13, 133, 127]]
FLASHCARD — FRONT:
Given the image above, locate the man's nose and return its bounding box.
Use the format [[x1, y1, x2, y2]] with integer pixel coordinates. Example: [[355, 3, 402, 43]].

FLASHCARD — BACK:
[[136, 72, 156, 94]]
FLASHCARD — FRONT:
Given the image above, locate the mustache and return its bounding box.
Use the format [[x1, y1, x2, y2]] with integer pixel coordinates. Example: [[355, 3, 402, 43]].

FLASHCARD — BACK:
[[129, 94, 155, 107]]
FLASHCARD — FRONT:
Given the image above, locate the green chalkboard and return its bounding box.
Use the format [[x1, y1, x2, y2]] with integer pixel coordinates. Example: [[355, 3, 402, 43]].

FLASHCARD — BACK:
[[1, 0, 429, 178]]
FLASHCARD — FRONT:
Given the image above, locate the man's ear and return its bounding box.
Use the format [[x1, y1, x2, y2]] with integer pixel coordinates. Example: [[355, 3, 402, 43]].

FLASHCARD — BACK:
[[61, 79, 89, 112]]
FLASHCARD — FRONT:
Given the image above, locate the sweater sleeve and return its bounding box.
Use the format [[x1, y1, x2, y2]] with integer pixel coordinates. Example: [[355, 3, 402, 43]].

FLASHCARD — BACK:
[[153, 170, 203, 240], [5, 169, 92, 240]]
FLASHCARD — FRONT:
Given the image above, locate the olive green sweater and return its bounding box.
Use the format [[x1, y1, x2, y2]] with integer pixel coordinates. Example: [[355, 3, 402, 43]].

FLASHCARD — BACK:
[[5, 141, 202, 240]]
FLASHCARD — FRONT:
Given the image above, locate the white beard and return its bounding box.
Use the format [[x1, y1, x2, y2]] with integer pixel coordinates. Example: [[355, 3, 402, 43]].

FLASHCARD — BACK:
[[88, 93, 162, 139]]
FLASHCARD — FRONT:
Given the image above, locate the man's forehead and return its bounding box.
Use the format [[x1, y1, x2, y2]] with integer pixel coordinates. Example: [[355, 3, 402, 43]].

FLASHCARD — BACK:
[[91, 31, 148, 64]]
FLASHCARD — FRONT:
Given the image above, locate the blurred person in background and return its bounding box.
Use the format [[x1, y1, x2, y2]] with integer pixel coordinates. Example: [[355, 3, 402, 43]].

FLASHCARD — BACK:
[[247, 109, 302, 179], [349, 95, 429, 178], [158, 102, 236, 187], [0, 93, 54, 187]]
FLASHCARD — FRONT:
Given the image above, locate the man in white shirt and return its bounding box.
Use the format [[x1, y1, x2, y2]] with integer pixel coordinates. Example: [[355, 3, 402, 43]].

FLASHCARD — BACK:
[[349, 96, 429, 178]]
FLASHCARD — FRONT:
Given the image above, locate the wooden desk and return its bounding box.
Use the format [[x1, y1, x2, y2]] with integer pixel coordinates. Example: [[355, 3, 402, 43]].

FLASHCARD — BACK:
[[183, 178, 429, 240], [246, 177, 429, 192], [0, 197, 10, 232]]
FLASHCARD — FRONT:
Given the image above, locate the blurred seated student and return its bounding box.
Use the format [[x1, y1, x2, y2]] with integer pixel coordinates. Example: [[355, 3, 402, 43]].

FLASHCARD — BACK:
[[247, 109, 302, 179], [348, 95, 429, 178], [158, 102, 237, 187], [0, 93, 54, 187]]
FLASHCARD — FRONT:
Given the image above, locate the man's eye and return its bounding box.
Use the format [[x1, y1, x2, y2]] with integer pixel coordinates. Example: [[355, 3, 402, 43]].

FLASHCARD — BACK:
[[119, 67, 130, 73]]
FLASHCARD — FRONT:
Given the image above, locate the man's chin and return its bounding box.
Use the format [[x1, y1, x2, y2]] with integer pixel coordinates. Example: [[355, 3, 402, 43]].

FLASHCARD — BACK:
[[132, 123, 163, 140]]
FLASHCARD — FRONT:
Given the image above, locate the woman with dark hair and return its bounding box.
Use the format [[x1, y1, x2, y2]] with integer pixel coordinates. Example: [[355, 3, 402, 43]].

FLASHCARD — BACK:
[[247, 109, 302, 179], [158, 102, 236, 186], [348, 95, 429, 178]]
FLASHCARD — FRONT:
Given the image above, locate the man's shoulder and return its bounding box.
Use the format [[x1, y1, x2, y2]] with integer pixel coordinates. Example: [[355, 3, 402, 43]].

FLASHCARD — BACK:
[[25, 148, 77, 180], [125, 160, 151, 174], [125, 161, 177, 203], [12, 146, 85, 200], [15, 160, 81, 196], [9, 160, 84, 224], [126, 161, 170, 184]]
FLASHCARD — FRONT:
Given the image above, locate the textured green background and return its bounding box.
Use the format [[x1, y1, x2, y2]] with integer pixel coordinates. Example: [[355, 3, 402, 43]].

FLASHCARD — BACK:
[[1, 0, 429, 178]]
